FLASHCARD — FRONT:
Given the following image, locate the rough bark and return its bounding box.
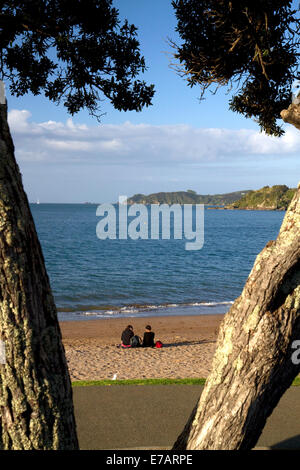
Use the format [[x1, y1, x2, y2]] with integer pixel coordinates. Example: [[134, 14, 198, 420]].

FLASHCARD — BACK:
[[281, 102, 300, 131], [0, 99, 78, 448], [173, 185, 300, 450], [173, 108, 300, 449]]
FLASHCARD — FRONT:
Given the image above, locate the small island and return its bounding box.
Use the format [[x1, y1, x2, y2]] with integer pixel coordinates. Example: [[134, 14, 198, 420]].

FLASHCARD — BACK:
[[226, 185, 296, 211]]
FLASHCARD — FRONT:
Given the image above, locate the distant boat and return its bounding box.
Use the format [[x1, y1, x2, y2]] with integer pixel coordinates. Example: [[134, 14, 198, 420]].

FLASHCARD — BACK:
[[37, 199, 40, 204]]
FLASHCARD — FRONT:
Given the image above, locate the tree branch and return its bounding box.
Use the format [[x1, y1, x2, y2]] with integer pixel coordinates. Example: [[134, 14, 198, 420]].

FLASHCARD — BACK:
[[281, 102, 300, 131]]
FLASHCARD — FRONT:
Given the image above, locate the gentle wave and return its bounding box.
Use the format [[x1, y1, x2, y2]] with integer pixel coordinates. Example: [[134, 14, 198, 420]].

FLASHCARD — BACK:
[[57, 300, 234, 321], [191, 301, 234, 307], [80, 300, 234, 313]]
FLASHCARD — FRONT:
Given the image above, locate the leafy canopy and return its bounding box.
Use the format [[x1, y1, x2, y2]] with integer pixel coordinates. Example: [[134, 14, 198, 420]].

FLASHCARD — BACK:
[[172, 0, 300, 136], [0, 0, 155, 118]]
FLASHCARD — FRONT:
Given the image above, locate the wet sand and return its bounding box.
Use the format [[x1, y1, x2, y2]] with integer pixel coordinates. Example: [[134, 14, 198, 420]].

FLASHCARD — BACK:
[[60, 314, 224, 381]]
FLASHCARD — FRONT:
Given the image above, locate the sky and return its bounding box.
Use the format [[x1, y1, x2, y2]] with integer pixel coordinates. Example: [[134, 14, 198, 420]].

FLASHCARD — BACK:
[[5, 0, 300, 203]]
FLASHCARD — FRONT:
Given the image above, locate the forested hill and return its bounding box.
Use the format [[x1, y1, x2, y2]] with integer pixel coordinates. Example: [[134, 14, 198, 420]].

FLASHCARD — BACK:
[[227, 185, 296, 211], [126, 190, 251, 206]]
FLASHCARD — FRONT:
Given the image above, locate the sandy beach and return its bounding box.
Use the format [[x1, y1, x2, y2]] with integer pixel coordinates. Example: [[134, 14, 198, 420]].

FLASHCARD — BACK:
[[60, 314, 224, 381]]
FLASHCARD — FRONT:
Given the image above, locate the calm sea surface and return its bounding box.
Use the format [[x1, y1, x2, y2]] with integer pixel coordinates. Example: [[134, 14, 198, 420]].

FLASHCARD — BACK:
[[30, 204, 285, 321]]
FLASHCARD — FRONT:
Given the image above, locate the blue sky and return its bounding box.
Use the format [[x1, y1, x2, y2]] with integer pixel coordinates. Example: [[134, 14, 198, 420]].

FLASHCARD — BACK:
[[6, 0, 300, 203]]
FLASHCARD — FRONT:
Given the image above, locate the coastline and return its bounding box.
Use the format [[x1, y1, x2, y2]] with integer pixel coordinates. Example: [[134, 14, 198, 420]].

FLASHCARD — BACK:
[[57, 301, 232, 322], [60, 313, 224, 381], [207, 206, 286, 211]]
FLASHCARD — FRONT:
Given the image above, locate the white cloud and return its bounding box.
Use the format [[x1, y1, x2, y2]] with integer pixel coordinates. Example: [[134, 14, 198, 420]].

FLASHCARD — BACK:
[[7, 109, 300, 166], [44, 139, 93, 152]]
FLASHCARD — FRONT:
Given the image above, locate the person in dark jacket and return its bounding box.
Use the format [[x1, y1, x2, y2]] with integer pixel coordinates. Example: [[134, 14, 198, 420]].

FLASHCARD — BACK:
[[142, 325, 155, 348], [121, 325, 134, 348]]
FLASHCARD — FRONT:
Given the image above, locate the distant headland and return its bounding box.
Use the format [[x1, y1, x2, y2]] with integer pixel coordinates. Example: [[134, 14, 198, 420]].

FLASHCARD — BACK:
[[126, 185, 296, 211], [126, 189, 251, 206], [226, 185, 296, 211]]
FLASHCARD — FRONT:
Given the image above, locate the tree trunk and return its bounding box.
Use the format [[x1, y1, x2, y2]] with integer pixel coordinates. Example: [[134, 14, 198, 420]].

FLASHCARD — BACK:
[[0, 91, 78, 448], [173, 106, 300, 449]]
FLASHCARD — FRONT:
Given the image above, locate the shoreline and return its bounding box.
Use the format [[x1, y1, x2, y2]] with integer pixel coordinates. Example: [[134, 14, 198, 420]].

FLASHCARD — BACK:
[[57, 302, 232, 322], [60, 313, 224, 381]]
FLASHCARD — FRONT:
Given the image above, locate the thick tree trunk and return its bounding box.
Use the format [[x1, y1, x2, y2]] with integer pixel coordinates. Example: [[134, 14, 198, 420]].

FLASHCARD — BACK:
[[0, 92, 78, 448], [173, 117, 300, 449]]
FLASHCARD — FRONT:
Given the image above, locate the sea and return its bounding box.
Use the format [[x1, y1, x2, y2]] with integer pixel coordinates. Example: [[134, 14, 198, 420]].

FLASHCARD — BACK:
[[30, 203, 285, 322]]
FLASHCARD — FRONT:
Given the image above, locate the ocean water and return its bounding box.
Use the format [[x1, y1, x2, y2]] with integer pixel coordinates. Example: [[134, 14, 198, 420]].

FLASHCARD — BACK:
[[30, 204, 285, 321]]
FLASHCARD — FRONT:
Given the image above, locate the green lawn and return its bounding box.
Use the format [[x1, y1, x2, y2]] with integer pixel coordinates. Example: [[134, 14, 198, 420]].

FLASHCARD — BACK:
[[72, 377, 300, 387]]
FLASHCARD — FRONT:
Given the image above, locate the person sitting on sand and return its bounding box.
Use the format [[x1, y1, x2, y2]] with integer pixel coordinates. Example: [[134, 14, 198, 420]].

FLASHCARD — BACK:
[[121, 325, 134, 348], [142, 325, 155, 348]]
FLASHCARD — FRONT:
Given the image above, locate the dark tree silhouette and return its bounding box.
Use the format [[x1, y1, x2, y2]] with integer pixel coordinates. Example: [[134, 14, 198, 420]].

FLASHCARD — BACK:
[[171, 0, 299, 136], [0, 0, 154, 117]]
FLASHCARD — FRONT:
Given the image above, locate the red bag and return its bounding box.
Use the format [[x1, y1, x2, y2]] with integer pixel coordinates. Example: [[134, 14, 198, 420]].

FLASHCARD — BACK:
[[155, 340, 163, 348]]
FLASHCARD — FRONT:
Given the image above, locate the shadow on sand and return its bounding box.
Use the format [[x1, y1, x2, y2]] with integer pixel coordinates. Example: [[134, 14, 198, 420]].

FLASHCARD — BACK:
[[270, 435, 300, 450], [117, 339, 216, 349], [161, 339, 216, 348]]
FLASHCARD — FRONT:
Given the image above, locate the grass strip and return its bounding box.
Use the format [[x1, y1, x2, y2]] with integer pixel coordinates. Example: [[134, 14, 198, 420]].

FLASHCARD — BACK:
[[72, 378, 206, 387], [72, 377, 300, 387]]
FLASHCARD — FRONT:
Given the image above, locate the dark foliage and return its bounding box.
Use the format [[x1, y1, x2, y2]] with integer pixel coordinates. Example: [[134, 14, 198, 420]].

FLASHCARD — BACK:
[[172, 0, 299, 135], [0, 0, 155, 117]]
